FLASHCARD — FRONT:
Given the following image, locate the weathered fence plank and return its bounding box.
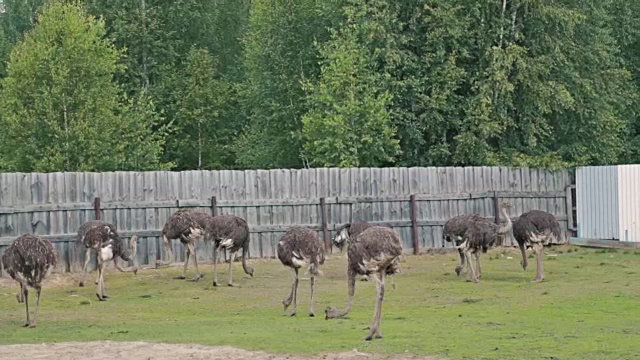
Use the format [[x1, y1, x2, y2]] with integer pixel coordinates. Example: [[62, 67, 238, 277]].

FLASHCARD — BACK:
[[0, 167, 573, 275]]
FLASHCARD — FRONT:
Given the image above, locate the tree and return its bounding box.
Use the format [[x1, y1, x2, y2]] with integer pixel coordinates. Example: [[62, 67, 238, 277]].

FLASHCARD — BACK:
[[0, 1, 170, 172], [167, 47, 231, 170], [235, 0, 346, 169], [301, 27, 400, 167]]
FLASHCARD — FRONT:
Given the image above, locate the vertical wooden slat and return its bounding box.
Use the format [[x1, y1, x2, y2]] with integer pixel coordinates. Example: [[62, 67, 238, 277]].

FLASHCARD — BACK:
[[320, 197, 330, 251], [410, 194, 419, 255]]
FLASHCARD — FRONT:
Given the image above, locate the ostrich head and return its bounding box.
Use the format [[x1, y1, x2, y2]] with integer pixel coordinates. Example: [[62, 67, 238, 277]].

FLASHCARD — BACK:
[[332, 225, 351, 251]]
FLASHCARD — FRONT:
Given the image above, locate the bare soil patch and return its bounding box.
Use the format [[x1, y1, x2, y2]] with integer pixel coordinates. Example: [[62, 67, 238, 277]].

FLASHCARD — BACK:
[[0, 341, 444, 360]]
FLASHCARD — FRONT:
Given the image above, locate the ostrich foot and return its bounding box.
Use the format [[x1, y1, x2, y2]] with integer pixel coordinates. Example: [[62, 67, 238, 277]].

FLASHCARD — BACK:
[[96, 294, 108, 301], [22, 321, 30, 327], [188, 274, 204, 282], [28, 322, 37, 328], [531, 277, 544, 283], [174, 275, 186, 280], [78, 281, 85, 287], [227, 283, 234, 287], [213, 281, 218, 287], [309, 312, 315, 317]]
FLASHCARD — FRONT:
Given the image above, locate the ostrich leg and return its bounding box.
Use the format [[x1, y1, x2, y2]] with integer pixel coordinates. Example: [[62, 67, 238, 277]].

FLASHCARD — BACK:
[[455, 248, 466, 276], [175, 246, 190, 279], [226, 251, 237, 286], [186, 242, 204, 282], [366, 270, 385, 340], [309, 275, 316, 317], [464, 248, 479, 283], [518, 240, 528, 270], [79, 248, 92, 287], [29, 286, 42, 328], [156, 235, 174, 268], [22, 284, 30, 327], [95, 260, 108, 301], [212, 245, 222, 287], [283, 267, 299, 316], [532, 242, 545, 282], [474, 252, 482, 279]]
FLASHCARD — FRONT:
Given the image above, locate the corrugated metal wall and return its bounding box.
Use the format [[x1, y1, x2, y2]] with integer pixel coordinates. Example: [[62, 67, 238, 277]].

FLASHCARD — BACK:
[[617, 165, 640, 242], [576, 166, 619, 240]]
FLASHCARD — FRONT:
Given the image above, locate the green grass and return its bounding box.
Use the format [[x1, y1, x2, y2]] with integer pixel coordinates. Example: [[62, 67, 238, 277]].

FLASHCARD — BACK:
[[1, 246, 639, 360]]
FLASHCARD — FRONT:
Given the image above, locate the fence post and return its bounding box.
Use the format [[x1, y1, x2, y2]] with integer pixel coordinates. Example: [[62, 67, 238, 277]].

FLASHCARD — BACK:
[[565, 185, 575, 242], [493, 191, 503, 246], [94, 197, 101, 220], [410, 194, 419, 255], [211, 196, 218, 217], [320, 197, 330, 252]]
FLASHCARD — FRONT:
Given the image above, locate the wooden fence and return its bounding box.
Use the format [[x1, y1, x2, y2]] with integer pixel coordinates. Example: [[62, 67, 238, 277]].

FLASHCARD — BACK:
[[0, 167, 573, 275]]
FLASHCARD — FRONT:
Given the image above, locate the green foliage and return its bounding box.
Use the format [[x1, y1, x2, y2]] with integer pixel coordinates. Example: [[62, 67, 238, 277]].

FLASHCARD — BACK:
[[0, 0, 638, 171], [302, 26, 400, 167], [167, 47, 232, 170], [1, 247, 639, 360], [235, 0, 346, 169], [0, 0, 170, 172]]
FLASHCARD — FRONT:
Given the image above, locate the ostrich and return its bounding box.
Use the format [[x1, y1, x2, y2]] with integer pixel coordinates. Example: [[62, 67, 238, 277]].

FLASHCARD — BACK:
[[443, 214, 485, 276], [277, 227, 325, 317], [443, 202, 513, 282], [334, 221, 375, 282], [325, 226, 403, 341], [83, 224, 138, 301], [2, 233, 57, 327], [156, 209, 212, 281], [333, 221, 396, 287], [207, 214, 254, 287], [513, 210, 562, 282], [464, 202, 513, 282], [77, 220, 134, 287]]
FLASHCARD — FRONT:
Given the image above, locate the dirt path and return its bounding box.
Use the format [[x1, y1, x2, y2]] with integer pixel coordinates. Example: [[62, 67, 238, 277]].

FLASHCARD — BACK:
[[0, 341, 444, 360]]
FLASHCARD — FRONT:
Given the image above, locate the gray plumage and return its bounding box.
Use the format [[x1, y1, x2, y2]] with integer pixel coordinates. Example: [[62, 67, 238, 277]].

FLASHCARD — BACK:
[[76, 220, 119, 286], [443, 214, 485, 276], [443, 203, 512, 282], [207, 214, 254, 287], [76, 220, 130, 287], [277, 227, 326, 317], [157, 209, 212, 281], [2, 234, 57, 327], [513, 210, 562, 282], [84, 224, 138, 301], [325, 226, 402, 341]]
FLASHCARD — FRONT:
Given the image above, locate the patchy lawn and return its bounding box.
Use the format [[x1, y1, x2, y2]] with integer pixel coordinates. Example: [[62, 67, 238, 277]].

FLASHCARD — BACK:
[[0, 245, 638, 360]]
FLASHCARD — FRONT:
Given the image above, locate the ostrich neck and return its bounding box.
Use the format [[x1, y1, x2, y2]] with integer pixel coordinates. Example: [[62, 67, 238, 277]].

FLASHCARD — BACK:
[[498, 207, 512, 234], [334, 270, 356, 318]]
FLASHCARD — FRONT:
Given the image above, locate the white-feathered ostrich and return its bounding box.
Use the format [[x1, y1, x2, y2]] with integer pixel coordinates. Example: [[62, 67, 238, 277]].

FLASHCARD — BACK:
[[2, 233, 57, 327], [77, 220, 134, 287], [277, 227, 325, 317], [443, 202, 512, 282], [156, 209, 212, 281], [513, 210, 562, 282], [325, 226, 403, 341], [207, 214, 254, 287], [83, 225, 138, 301]]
